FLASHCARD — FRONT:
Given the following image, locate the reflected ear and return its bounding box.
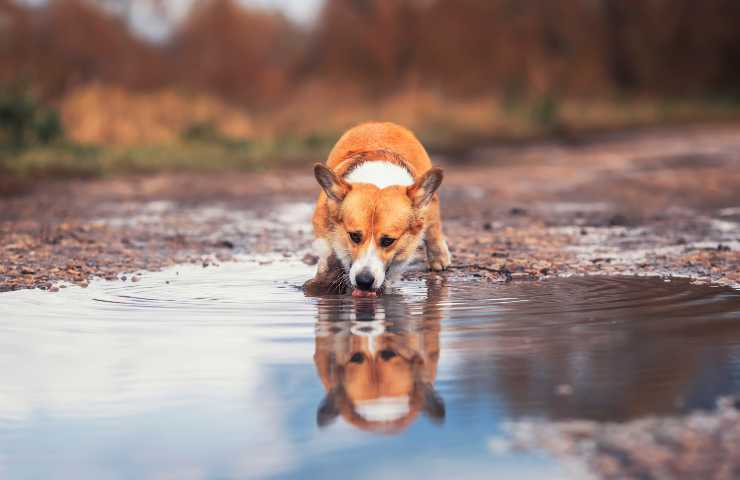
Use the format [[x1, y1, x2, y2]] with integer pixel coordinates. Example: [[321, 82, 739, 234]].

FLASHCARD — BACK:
[[314, 164, 350, 202], [407, 167, 443, 208], [420, 383, 445, 424], [317, 387, 342, 428], [314, 350, 338, 390]]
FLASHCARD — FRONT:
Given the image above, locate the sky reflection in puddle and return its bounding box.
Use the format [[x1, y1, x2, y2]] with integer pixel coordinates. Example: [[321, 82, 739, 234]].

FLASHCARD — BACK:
[[1, 261, 739, 479]]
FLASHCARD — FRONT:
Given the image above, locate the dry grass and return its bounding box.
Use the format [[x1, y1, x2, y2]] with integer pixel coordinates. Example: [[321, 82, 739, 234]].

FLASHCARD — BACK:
[[51, 82, 740, 148], [2, 82, 739, 183], [60, 85, 254, 145], [263, 84, 740, 148]]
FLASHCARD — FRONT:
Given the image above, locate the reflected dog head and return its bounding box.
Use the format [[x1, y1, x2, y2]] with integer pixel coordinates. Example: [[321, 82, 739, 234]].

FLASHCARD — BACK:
[[312, 284, 447, 433]]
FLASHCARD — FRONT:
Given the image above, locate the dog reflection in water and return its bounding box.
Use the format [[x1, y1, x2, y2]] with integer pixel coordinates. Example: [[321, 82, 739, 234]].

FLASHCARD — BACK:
[[313, 283, 446, 433]]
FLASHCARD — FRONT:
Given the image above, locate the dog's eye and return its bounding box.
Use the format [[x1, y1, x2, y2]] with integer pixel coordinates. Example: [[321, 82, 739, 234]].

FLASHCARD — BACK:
[[348, 231, 362, 244], [379, 349, 397, 361], [349, 352, 364, 364], [379, 236, 395, 248]]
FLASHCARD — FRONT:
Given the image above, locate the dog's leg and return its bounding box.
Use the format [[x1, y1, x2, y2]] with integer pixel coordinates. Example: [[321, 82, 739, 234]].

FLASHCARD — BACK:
[[313, 238, 332, 276], [304, 239, 350, 295], [424, 199, 451, 271], [304, 238, 331, 294]]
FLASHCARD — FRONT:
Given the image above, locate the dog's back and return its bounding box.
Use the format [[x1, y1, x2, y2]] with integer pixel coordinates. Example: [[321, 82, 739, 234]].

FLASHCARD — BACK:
[[326, 122, 432, 177]]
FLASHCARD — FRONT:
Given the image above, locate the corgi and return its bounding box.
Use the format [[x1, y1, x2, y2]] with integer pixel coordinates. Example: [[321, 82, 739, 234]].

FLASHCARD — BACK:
[[313, 282, 447, 432], [306, 122, 451, 297]]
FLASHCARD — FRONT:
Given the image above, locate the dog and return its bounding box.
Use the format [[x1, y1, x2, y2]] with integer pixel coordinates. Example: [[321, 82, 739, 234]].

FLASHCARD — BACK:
[[313, 281, 447, 433], [305, 122, 450, 297]]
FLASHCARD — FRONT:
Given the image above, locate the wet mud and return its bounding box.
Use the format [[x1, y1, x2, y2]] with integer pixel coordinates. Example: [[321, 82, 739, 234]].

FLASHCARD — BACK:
[[1, 125, 738, 292]]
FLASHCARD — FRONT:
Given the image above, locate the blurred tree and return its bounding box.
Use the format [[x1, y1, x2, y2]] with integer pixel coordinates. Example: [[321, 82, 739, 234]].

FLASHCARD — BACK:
[[0, 0, 167, 99], [170, 0, 304, 106], [1, 0, 739, 107], [308, 0, 424, 94], [0, 88, 63, 147]]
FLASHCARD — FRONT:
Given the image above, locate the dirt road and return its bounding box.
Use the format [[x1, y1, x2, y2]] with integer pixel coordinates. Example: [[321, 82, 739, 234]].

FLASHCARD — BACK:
[[1, 125, 739, 291]]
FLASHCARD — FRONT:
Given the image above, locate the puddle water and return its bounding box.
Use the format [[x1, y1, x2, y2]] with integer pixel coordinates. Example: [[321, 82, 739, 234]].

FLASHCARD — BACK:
[[1, 262, 739, 479]]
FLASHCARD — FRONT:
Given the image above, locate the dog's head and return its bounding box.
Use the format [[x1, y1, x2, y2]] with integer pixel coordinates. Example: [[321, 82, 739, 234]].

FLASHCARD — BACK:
[[314, 321, 444, 433], [314, 163, 443, 296]]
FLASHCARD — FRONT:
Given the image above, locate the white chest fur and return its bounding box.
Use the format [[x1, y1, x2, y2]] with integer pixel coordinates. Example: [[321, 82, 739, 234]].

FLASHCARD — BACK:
[[344, 162, 414, 189]]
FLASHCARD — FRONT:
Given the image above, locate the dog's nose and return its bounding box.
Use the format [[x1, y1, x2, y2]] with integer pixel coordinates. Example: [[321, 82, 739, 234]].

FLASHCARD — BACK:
[[355, 270, 375, 291]]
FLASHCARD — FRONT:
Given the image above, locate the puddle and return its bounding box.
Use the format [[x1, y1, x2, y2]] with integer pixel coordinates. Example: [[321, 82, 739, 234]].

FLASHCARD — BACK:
[[1, 262, 739, 479]]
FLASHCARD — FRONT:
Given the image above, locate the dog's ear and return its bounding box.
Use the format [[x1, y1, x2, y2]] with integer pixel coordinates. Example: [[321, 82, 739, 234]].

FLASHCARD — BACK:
[[314, 164, 350, 202], [420, 383, 445, 425], [317, 386, 343, 428], [407, 167, 443, 208]]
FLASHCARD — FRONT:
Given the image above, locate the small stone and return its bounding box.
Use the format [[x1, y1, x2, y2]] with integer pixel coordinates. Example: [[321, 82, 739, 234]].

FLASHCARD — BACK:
[[556, 384, 574, 396], [509, 207, 527, 216], [608, 214, 629, 226], [302, 253, 319, 266], [131, 275, 141, 282]]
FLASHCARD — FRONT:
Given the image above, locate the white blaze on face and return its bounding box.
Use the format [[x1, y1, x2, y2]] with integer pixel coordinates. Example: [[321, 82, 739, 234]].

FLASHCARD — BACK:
[[349, 241, 385, 290], [348, 329, 410, 422], [343, 161, 414, 290], [355, 395, 411, 422]]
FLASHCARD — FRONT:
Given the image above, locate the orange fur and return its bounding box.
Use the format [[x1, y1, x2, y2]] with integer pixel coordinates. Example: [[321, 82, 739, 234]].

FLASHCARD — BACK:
[[313, 283, 446, 432], [307, 122, 450, 294]]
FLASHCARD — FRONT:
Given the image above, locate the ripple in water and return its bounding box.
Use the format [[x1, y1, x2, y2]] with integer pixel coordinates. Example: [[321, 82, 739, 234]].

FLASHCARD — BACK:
[[0, 261, 739, 479]]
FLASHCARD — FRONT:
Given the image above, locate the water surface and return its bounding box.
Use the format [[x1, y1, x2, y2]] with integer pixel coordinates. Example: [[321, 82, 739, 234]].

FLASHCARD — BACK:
[[1, 261, 739, 479]]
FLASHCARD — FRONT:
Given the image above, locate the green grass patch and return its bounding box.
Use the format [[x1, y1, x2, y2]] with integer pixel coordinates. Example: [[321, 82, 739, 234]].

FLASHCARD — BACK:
[[0, 132, 338, 180], [2, 96, 740, 182]]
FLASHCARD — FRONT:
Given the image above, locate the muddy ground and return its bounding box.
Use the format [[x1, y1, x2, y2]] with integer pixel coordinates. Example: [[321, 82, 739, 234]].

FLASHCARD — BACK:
[[1, 125, 738, 292]]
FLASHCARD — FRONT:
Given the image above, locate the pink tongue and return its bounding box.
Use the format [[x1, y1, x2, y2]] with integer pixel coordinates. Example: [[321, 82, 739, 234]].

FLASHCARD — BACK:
[[352, 289, 378, 298]]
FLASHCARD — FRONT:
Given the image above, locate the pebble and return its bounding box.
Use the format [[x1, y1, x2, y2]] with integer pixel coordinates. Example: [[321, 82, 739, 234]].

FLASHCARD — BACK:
[[510, 272, 531, 280], [556, 384, 574, 396], [302, 253, 319, 266]]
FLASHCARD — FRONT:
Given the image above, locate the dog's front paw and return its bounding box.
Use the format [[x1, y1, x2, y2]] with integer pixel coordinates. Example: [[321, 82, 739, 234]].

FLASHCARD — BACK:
[[427, 237, 451, 271], [302, 277, 325, 296], [429, 259, 449, 271], [428, 250, 451, 271], [303, 266, 349, 296]]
